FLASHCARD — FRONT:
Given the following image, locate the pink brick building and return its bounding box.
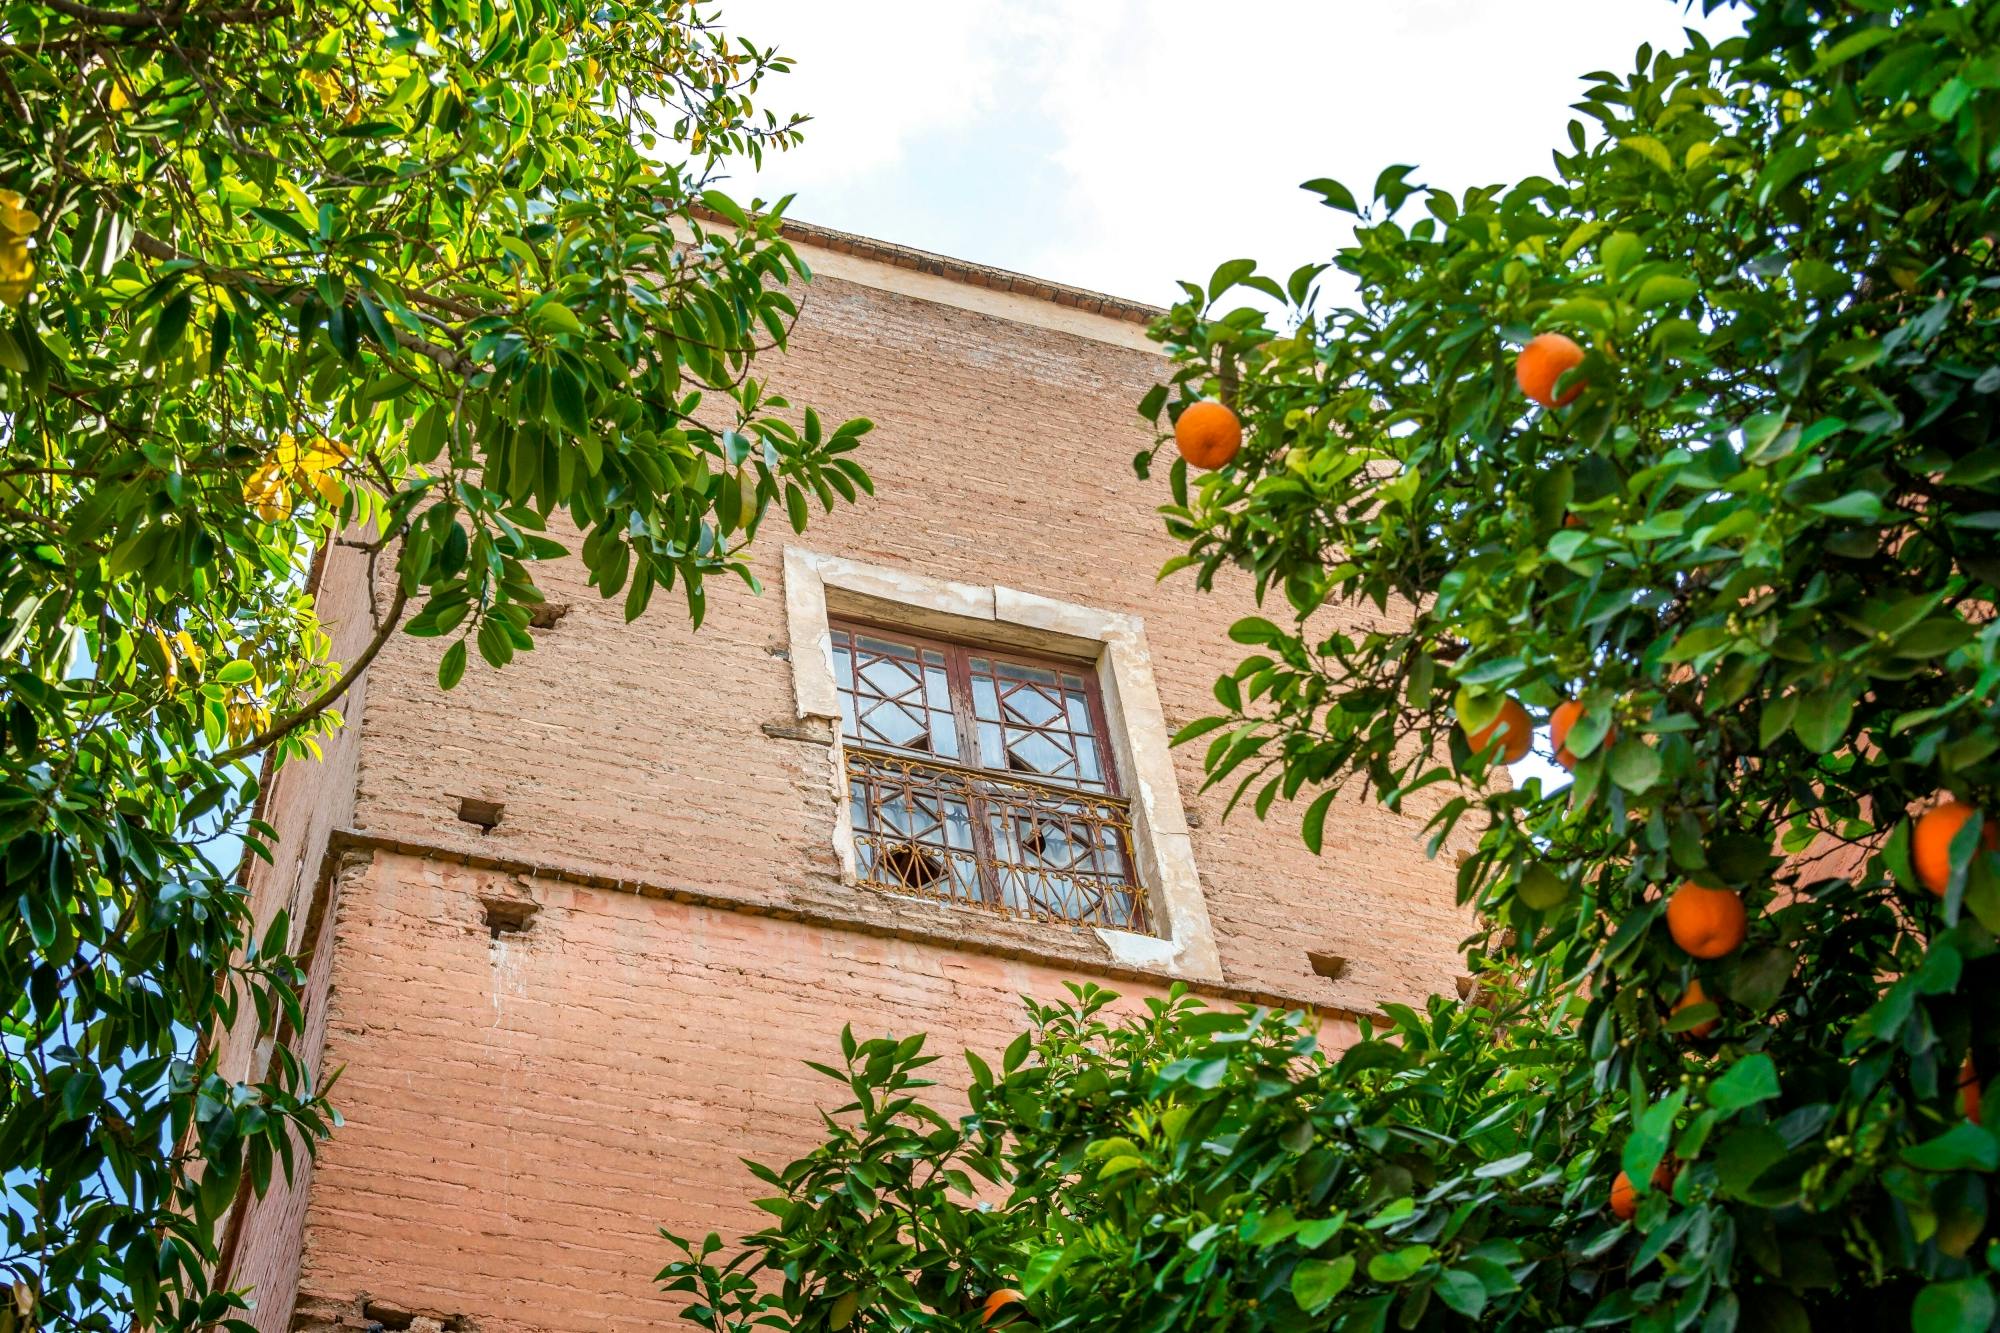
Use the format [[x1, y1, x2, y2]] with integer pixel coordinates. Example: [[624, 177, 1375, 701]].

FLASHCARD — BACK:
[[222, 226, 1468, 1333]]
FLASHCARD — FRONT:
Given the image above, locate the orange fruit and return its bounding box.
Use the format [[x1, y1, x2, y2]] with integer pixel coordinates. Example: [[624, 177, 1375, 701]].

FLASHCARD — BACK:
[[1608, 1170, 1638, 1220], [1548, 699, 1611, 770], [1912, 800, 1998, 897], [1671, 979, 1717, 1039], [1665, 882, 1747, 959], [1173, 400, 1242, 470], [1608, 1160, 1676, 1220], [1463, 697, 1533, 766], [1516, 332, 1586, 408], [983, 1289, 1024, 1326], [1963, 1057, 1983, 1125]]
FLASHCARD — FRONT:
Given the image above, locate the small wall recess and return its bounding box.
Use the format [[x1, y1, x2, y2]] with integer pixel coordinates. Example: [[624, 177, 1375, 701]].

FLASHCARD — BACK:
[[480, 896, 539, 940], [455, 796, 503, 832], [1306, 951, 1348, 982]]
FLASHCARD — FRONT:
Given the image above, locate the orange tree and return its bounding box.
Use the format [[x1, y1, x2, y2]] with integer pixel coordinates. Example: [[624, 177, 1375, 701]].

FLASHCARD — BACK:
[[662, 1, 2000, 1329], [0, 0, 869, 1324], [1137, 0, 2000, 1324]]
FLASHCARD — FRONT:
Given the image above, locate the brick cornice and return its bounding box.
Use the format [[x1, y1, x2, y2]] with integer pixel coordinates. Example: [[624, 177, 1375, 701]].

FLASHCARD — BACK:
[[320, 828, 1365, 1024], [691, 208, 1165, 328]]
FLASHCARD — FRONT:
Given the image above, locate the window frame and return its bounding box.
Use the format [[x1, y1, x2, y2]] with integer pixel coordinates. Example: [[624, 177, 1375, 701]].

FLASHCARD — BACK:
[[829, 615, 1123, 794], [782, 546, 1224, 984], [829, 616, 1144, 926]]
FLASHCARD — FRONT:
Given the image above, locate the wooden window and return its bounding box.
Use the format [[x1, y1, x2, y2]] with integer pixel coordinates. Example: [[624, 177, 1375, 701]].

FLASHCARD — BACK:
[[829, 620, 1147, 930]]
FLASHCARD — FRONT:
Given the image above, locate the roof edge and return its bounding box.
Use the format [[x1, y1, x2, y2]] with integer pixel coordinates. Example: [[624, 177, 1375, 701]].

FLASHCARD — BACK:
[[692, 207, 1167, 328]]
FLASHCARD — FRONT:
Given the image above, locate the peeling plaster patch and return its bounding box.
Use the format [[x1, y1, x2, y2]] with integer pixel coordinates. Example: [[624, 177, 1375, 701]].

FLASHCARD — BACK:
[[1095, 928, 1180, 969]]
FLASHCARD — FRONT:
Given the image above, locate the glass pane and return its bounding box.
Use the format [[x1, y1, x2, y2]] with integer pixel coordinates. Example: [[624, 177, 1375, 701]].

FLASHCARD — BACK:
[[859, 654, 919, 698], [1008, 730, 1071, 778], [1064, 690, 1094, 734], [929, 711, 959, 760], [863, 700, 926, 748], [964, 653, 1111, 794], [858, 633, 919, 657], [998, 660, 1059, 687], [1000, 682, 1062, 727], [837, 627, 957, 760], [1075, 735, 1103, 785]]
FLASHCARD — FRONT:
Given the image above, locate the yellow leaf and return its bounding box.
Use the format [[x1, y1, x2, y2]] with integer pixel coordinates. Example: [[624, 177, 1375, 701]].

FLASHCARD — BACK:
[[244, 461, 290, 521], [279, 180, 317, 221], [0, 202, 38, 238], [1620, 135, 1676, 175], [1684, 141, 1716, 171]]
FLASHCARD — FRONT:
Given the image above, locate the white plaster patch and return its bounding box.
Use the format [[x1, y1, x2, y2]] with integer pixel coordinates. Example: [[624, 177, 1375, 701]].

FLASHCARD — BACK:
[[1094, 927, 1182, 969]]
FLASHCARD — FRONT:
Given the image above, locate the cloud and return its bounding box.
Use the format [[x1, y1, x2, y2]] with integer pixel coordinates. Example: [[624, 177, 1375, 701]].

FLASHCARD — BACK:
[[730, 1, 1738, 305], [726, 1, 1020, 190]]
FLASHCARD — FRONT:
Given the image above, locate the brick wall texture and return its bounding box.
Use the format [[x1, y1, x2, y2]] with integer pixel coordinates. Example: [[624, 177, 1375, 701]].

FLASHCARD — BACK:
[[233, 248, 1473, 1332]]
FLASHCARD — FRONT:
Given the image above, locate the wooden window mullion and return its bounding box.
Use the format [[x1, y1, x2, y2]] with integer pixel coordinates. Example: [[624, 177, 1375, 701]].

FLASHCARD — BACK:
[[943, 646, 1004, 909]]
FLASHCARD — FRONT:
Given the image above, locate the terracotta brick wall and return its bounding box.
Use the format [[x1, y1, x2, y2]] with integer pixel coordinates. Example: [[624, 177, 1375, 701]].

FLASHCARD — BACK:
[[242, 239, 1473, 1332]]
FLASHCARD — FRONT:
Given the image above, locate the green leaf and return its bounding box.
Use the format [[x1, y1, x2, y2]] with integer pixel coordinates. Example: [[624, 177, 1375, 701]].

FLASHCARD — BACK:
[[1634, 274, 1698, 310], [1208, 259, 1258, 301], [1292, 1256, 1356, 1312], [1793, 689, 1854, 753], [1302, 789, 1338, 856], [1809, 490, 1885, 523], [1623, 1088, 1687, 1189], [1816, 26, 1896, 68], [699, 188, 750, 229], [1608, 739, 1662, 793], [1708, 1054, 1780, 1112], [1434, 1269, 1487, 1319], [1474, 1151, 1534, 1178], [1367, 1244, 1432, 1284], [1716, 1125, 1788, 1199], [1302, 178, 1360, 213], [1021, 1246, 1071, 1296], [1913, 1278, 1996, 1333], [150, 292, 192, 361], [438, 640, 467, 690], [1901, 1123, 2000, 1173]]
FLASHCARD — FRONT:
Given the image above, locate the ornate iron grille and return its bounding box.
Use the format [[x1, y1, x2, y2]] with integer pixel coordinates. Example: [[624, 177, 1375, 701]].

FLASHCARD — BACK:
[[845, 747, 1149, 931]]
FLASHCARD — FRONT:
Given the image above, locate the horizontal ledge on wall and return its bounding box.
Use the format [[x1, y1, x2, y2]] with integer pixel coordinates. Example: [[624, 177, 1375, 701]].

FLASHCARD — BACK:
[[318, 828, 1366, 1023]]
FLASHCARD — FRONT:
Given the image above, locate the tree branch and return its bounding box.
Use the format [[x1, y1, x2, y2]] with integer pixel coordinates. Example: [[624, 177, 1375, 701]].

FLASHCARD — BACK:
[[211, 547, 411, 765], [127, 228, 478, 375], [37, 0, 289, 28]]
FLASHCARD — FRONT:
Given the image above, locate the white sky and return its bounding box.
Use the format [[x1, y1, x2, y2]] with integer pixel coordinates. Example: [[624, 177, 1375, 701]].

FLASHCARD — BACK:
[[727, 1, 1739, 306]]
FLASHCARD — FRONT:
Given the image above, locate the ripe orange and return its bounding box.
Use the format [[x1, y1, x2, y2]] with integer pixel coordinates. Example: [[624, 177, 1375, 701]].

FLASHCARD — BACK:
[[1671, 979, 1717, 1039], [1608, 1170, 1638, 1220], [1963, 1057, 1983, 1125], [1516, 332, 1586, 409], [983, 1289, 1024, 1326], [1463, 697, 1533, 765], [1548, 699, 1611, 770], [1174, 399, 1242, 470], [1665, 882, 1747, 959], [1609, 1160, 1676, 1220], [1912, 800, 1998, 897]]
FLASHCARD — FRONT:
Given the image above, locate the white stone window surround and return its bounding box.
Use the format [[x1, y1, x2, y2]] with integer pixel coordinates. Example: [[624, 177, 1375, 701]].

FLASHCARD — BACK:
[[783, 547, 1223, 984]]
